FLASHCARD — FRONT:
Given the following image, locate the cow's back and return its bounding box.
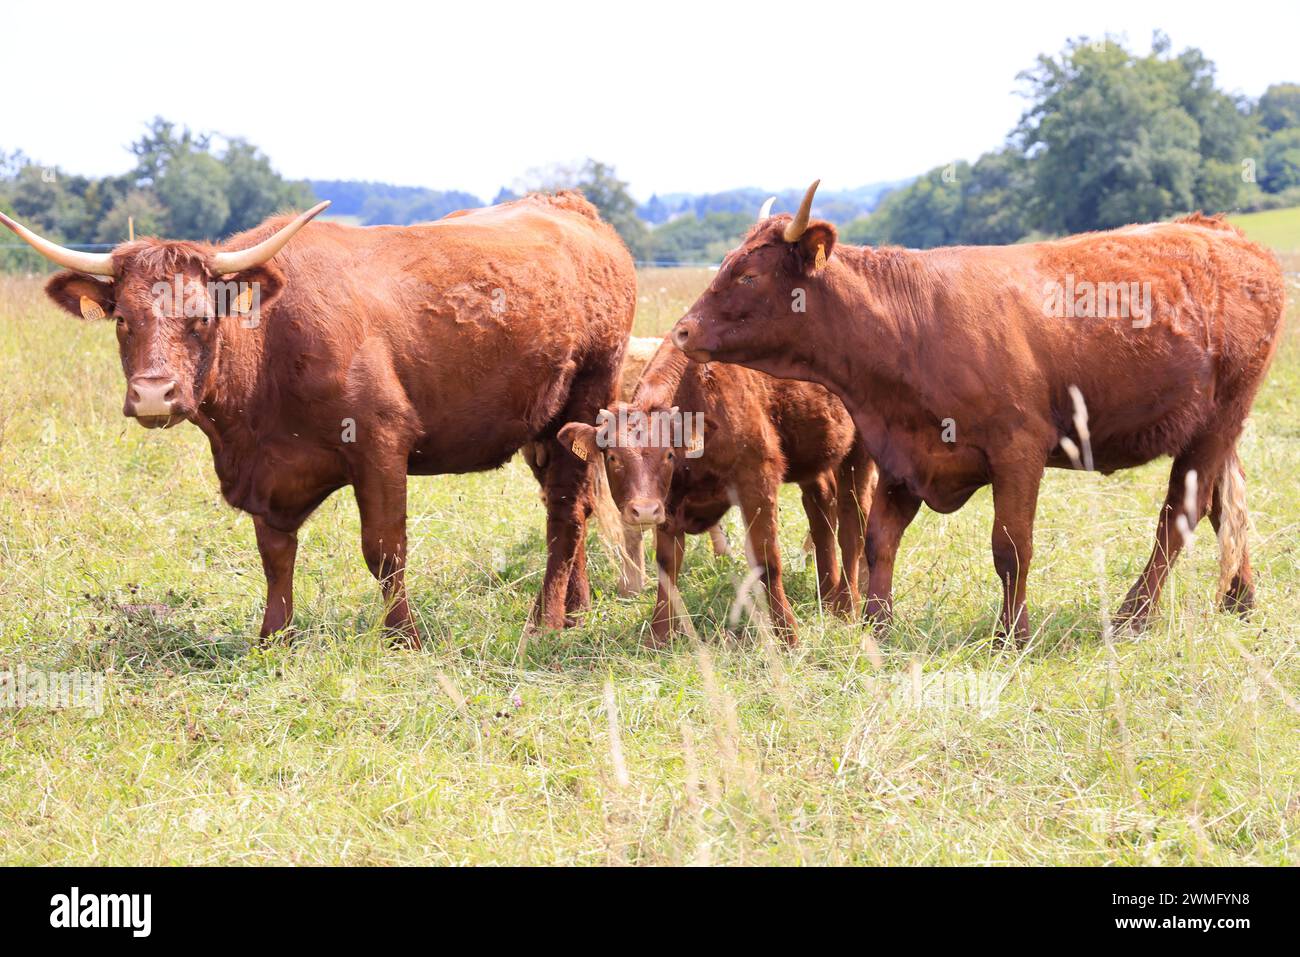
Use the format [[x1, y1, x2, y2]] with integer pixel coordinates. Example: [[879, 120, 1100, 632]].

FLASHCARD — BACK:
[[229, 193, 636, 473]]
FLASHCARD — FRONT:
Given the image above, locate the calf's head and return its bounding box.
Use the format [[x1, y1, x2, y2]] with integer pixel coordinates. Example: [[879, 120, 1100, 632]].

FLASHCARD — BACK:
[[672, 180, 835, 366], [560, 403, 695, 528], [1, 203, 328, 428]]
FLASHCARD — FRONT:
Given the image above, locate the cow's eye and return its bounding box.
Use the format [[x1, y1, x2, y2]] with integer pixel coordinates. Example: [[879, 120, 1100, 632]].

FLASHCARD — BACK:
[[737, 274, 757, 286]]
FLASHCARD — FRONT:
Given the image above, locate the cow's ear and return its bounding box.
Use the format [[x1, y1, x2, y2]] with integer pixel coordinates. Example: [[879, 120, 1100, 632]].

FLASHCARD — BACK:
[[45, 272, 116, 320], [215, 262, 286, 319], [794, 221, 837, 276], [558, 422, 600, 462]]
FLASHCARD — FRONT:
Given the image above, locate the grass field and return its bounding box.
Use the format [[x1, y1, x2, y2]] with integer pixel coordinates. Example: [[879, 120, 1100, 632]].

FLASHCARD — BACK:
[[1, 258, 1298, 866], [1229, 206, 1300, 253]]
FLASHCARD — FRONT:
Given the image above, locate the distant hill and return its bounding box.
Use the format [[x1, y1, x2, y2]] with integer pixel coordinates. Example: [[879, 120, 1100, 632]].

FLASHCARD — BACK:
[[309, 180, 483, 226], [637, 180, 912, 226], [309, 178, 911, 229]]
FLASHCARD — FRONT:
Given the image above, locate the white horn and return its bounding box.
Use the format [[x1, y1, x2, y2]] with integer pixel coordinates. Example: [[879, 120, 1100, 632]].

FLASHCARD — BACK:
[[757, 196, 776, 221], [782, 179, 821, 243], [209, 201, 331, 275], [0, 210, 115, 275]]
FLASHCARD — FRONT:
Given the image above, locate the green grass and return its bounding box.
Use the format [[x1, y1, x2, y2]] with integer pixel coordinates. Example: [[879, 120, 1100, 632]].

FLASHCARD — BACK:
[[0, 266, 1297, 865], [1229, 206, 1300, 253]]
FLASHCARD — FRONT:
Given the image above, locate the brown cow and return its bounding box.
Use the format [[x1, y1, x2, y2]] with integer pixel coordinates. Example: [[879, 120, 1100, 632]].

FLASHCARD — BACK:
[[2, 193, 635, 646], [561, 335, 874, 645], [672, 181, 1285, 644]]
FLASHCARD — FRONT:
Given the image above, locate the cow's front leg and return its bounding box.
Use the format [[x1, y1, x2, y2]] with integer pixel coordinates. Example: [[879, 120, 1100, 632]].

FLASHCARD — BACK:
[[863, 479, 921, 627], [989, 467, 1042, 647], [651, 526, 687, 645], [254, 516, 298, 641], [354, 469, 420, 649]]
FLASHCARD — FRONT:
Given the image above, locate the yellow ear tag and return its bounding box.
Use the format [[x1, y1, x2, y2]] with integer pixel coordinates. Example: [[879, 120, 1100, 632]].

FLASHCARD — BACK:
[[233, 285, 255, 314], [814, 243, 827, 270], [572, 440, 588, 462], [687, 433, 704, 455], [79, 296, 105, 321]]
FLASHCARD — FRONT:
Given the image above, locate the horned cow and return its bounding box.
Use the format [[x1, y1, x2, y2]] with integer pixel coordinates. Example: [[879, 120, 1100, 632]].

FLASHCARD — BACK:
[[3, 193, 636, 645], [672, 181, 1286, 643]]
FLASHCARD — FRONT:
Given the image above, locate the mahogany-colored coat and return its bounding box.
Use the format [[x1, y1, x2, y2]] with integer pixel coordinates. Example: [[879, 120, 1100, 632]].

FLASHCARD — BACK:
[[673, 204, 1285, 643], [42, 193, 635, 644], [562, 338, 874, 644]]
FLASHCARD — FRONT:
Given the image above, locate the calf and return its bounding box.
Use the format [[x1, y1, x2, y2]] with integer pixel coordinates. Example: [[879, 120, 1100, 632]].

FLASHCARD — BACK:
[[561, 338, 874, 644], [594, 336, 728, 595]]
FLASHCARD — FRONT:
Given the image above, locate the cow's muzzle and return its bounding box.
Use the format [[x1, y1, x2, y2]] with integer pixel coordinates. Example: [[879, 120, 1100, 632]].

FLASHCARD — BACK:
[[624, 499, 665, 528], [125, 376, 179, 428], [671, 315, 712, 363]]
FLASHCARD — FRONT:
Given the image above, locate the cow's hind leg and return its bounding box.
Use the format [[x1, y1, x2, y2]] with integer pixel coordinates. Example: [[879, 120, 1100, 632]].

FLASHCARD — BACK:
[[531, 356, 621, 629], [1209, 450, 1254, 615], [1116, 434, 1227, 632]]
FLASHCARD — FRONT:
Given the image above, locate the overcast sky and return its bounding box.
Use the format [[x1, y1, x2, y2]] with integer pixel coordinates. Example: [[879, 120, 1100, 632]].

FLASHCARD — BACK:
[[5, 0, 1296, 201]]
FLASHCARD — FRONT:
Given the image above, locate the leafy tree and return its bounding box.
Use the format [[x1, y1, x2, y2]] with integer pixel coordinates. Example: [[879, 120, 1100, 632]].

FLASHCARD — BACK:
[[1257, 83, 1300, 133], [221, 139, 315, 234], [155, 150, 231, 239], [1261, 128, 1300, 193], [95, 190, 167, 243], [960, 148, 1034, 245], [643, 212, 750, 264], [515, 159, 650, 258], [1016, 37, 1210, 232]]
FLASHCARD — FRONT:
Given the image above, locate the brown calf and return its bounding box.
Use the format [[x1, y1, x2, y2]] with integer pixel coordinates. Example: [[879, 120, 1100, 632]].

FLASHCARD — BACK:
[[561, 337, 874, 644], [594, 335, 728, 595]]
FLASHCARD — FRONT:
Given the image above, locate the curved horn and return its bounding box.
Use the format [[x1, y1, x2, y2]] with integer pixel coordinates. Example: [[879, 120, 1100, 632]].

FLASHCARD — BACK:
[[757, 196, 776, 221], [782, 179, 821, 243], [0, 210, 114, 275], [209, 200, 331, 275]]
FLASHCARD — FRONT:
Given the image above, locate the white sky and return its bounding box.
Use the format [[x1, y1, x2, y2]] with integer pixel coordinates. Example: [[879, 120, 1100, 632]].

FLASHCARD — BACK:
[[4, 0, 1296, 201]]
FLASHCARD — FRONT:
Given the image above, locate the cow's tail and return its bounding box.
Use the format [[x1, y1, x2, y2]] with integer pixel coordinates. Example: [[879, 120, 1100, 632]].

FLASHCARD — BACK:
[[1216, 450, 1249, 596]]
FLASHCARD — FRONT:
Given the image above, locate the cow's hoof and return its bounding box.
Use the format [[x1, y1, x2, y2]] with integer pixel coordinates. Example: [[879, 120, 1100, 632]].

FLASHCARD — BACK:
[[1221, 584, 1254, 617]]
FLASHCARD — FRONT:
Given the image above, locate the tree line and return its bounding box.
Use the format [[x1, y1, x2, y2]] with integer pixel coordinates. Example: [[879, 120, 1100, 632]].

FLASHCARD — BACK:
[[3, 34, 1298, 271], [842, 35, 1300, 248]]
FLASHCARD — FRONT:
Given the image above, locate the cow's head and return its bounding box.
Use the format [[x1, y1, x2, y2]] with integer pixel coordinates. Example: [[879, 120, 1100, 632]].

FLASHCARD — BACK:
[[1, 202, 328, 428], [671, 181, 835, 367], [559, 402, 691, 528]]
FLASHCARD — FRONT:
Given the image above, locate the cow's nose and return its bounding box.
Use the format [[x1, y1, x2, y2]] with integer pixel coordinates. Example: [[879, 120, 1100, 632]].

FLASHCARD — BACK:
[[672, 317, 696, 351], [626, 500, 665, 526], [127, 377, 177, 421]]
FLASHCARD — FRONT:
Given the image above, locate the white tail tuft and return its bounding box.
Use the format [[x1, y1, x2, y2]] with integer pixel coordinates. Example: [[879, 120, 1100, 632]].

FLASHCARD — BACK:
[[1216, 452, 1249, 597]]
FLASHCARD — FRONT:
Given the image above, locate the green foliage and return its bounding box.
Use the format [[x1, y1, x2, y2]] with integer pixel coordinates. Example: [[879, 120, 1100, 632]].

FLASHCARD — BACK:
[[516, 159, 651, 259], [0, 117, 316, 268], [1261, 128, 1300, 193], [848, 39, 1296, 249], [643, 212, 751, 264], [1257, 83, 1300, 133]]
